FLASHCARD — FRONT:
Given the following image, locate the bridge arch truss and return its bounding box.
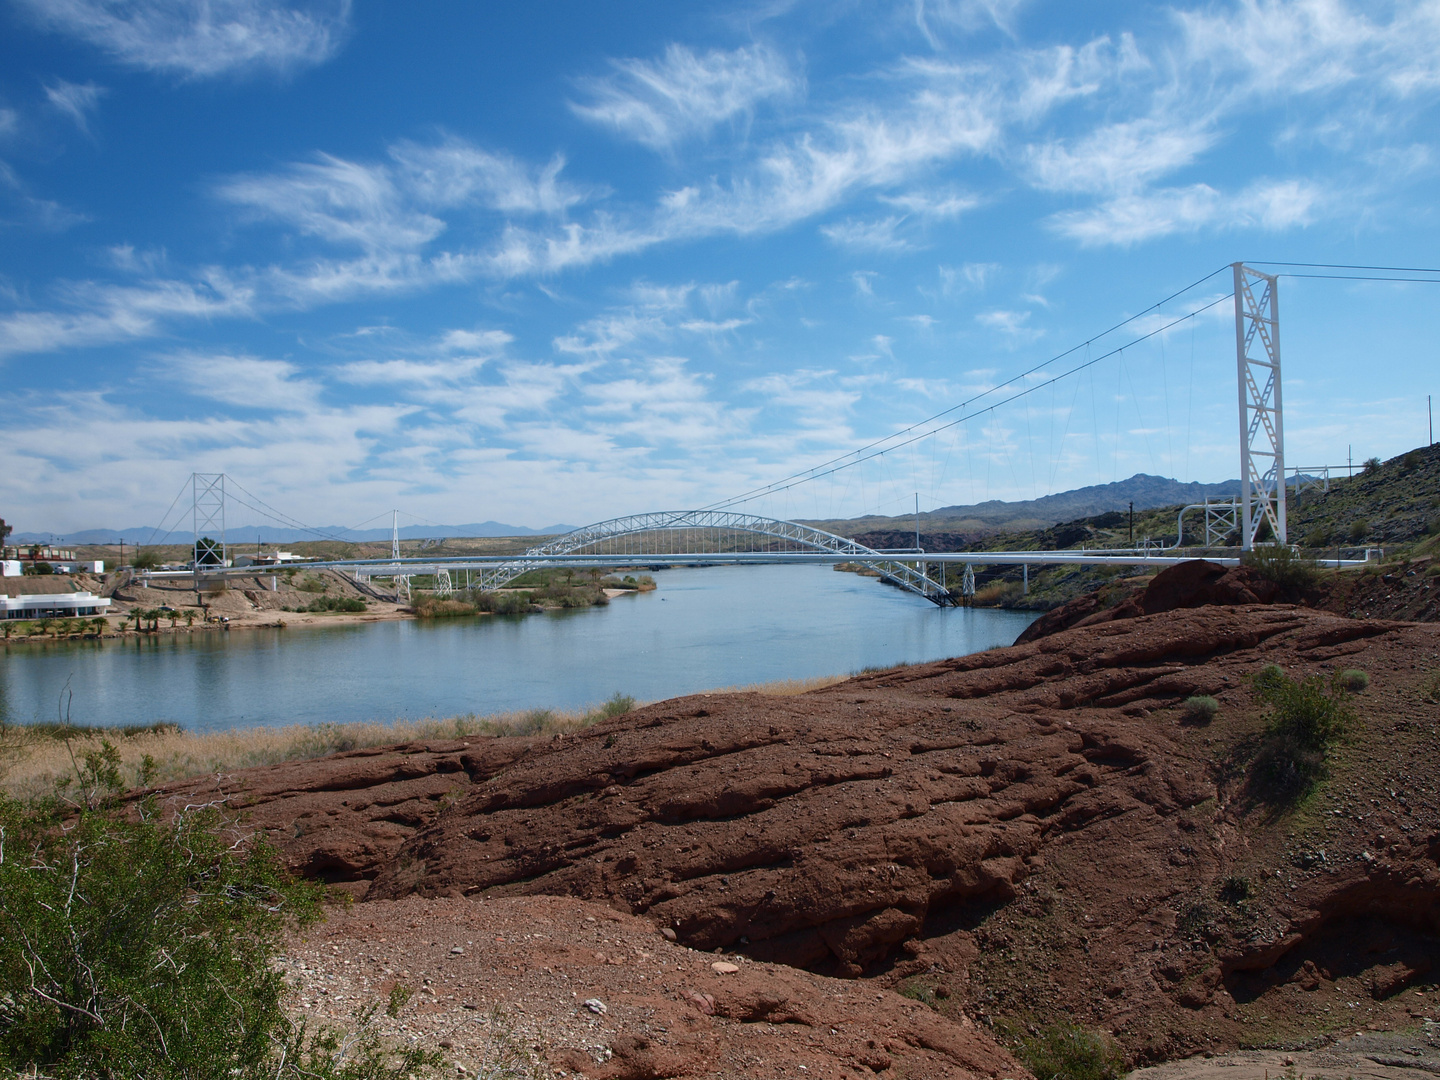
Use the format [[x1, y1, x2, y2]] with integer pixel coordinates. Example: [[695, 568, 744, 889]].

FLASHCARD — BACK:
[[476, 510, 959, 606]]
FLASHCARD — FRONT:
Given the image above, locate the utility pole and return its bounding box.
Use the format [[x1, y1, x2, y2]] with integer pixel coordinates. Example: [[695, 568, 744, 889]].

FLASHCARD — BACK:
[[1128, 500, 1134, 547], [914, 493, 920, 552], [392, 510, 400, 561], [1430, 395, 1433, 445]]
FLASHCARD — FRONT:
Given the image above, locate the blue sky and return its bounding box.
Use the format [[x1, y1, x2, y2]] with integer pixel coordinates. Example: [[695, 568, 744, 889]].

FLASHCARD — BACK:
[[3, 0, 1439, 536]]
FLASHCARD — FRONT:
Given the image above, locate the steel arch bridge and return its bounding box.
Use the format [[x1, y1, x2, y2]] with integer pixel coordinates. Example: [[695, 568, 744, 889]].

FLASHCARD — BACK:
[[473, 510, 959, 606]]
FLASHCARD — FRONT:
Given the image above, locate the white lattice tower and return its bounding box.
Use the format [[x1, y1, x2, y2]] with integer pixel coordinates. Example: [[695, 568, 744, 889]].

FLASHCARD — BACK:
[[192, 473, 227, 567], [1232, 263, 1286, 549]]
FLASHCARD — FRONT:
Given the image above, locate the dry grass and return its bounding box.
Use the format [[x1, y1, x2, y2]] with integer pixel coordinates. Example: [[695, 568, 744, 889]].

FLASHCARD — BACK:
[[0, 672, 855, 802], [708, 673, 852, 696], [0, 708, 598, 802]]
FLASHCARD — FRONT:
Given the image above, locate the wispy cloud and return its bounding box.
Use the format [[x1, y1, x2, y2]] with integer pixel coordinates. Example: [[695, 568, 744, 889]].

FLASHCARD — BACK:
[[1050, 177, 1324, 246], [159, 351, 320, 412], [17, 0, 352, 79], [0, 273, 254, 358], [571, 43, 800, 151], [1026, 117, 1215, 196], [821, 215, 910, 252], [44, 80, 106, 135]]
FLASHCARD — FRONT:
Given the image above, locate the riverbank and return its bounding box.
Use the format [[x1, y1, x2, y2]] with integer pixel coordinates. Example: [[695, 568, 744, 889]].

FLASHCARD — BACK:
[[0, 673, 849, 802], [0, 567, 659, 646]]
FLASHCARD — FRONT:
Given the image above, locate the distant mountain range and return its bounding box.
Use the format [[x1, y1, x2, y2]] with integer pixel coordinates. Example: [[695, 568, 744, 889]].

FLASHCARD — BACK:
[[928, 474, 1244, 524], [12, 472, 1317, 546], [802, 474, 1246, 536], [11, 522, 582, 546]]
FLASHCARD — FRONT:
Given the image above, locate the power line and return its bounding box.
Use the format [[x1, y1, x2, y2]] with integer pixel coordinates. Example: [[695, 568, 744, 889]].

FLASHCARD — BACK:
[[708, 292, 1232, 509], [700, 264, 1233, 513], [1245, 261, 1440, 273]]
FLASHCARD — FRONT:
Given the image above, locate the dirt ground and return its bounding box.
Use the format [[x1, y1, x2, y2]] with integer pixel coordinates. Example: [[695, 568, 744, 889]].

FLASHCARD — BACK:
[[286, 893, 1025, 1079]]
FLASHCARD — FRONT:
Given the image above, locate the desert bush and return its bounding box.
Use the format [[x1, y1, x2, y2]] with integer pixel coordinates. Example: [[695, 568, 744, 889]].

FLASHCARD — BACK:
[[1337, 669, 1370, 692], [590, 692, 636, 722], [473, 590, 534, 615], [1181, 695, 1219, 724], [292, 596, 366, 613], [0, 781, 438, 1078], [1253, 663, 1286, 693], [1363, 456, 1382, 475], [1249, 668, 1357, 799], [972, 581, 1022, 606], [1241, 545, 1318, 590], [999, 1020, 1125, 1080], [1403, 450, 1422, 471], [1302, 526, 1331, 548], [131, 549, 163, 570], [1348, 519, 1370, 543], [410, 595, 478, 618], [1219, 875, 1251, 904]]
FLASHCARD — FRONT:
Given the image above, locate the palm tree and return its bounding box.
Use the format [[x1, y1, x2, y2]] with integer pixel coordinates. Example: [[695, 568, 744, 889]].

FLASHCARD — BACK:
[[90, 617, 107, 637], [35, 618, 54, 638], [184, 610, 195, 628]]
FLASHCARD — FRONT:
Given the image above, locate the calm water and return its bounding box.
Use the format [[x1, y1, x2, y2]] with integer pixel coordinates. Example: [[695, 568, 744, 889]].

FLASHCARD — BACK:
[[0, 564, 1035, 733]]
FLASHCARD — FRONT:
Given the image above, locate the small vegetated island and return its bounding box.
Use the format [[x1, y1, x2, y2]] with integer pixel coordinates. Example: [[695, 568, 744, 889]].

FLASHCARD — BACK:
[[408, 568, 656, 618]]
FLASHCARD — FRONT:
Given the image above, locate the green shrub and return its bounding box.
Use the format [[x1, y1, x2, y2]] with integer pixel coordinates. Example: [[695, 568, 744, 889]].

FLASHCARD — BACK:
[[1241, 545, 1318, 590], [596, 692, 636, 720], [1348, 519, 1370, 543], [1181, 695, 1219, 723], [1253, 663, 1286, 693], [999, 1020, 1125, 1080], [1219, 874, 1251, 904], [410, 595, 478, 618], [1363, 456, 1382, 475], [131, 549, 163, 570], [473, 590, 534, 615], [1249, 668, 1357, 799], [1302, 526, 1331, 548], [295, 596, 366, 613], [0, 784, 438, 1078], [1337, 669, 1370, 692]]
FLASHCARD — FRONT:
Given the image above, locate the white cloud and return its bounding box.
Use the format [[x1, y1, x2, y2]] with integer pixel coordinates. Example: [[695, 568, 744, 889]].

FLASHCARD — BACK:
[[821, 215, 910, 252], [914, 0, 1031, 44], [878, 187, 979, 218], [390, 139, 591, 215], [1026, 118, 1215, 196], [0, 108, 16, 139], [0, 272, 254, 358], [571, 43, 800, 151], [1179, 0, 1440, 99], [160, 352, 320, 411], [1050, 178, 1324, 246], [338, 327, 512, 389], [975, 308, 1041, 342], [44, 80, 105, 134], [218, 154, 445, 253], [17, 0, 351, 79]]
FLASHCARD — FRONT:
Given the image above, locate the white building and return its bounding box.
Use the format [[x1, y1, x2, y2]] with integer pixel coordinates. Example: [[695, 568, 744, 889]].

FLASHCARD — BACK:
[[2, 592, 112, 619]]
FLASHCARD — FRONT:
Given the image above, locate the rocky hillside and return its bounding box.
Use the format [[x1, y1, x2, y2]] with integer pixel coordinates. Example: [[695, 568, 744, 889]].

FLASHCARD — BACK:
[[150, 565, 1440, 1072]]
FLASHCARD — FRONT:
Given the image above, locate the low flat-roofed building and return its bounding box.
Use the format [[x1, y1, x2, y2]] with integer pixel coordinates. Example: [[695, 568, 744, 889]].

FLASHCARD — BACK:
[[2, 591, 112, 619]]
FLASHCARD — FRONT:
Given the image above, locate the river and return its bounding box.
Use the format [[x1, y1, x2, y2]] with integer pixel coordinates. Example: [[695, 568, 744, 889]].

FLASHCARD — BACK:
[[0, 564, 1036, 733]]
